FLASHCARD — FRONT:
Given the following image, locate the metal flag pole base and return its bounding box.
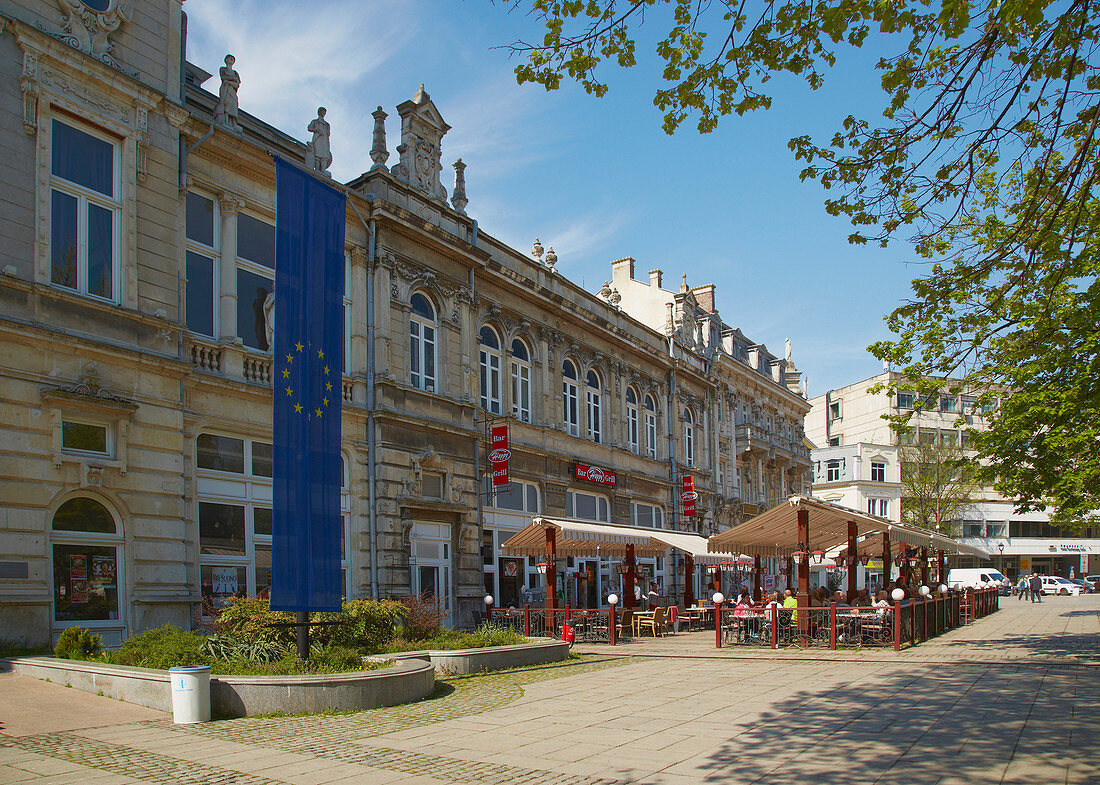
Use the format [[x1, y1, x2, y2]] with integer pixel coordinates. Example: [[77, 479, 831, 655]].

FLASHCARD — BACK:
[[296, 611, 309, 660]]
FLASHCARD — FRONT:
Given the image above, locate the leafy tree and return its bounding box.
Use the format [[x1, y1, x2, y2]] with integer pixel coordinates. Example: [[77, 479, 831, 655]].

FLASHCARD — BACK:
[[504, 0, 1100, 526], [897, 434, 978, 537]]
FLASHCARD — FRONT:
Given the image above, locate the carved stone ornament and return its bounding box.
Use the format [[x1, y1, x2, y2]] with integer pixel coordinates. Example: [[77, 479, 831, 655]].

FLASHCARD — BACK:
[[38, 67, 128, 125], [391, 84, 450, 202], [57, 362, 133, 405], [21, 51, 39, 134], [53, 0, 132, 69], [370, 106, 389, 170], [451, 158, 468, 214], [134, 105, 148, 182]]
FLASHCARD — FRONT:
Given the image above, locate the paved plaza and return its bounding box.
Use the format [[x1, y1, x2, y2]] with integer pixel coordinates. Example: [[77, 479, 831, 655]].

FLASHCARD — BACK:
[[1, 596, 1097, 784]]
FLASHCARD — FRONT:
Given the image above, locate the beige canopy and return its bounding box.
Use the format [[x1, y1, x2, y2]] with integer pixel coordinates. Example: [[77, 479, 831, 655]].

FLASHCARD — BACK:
[[501, 517, 739, 565], [708, 496, 990, 559]]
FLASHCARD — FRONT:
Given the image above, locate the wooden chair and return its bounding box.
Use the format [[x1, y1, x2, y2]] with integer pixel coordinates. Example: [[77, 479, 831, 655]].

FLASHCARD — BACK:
[[617, 609, 633, 639], [635, 606, 666, 637]]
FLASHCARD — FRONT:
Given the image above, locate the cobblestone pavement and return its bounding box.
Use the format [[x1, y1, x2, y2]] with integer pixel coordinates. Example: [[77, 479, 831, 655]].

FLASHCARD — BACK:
[[1, 597, 1097, 784]]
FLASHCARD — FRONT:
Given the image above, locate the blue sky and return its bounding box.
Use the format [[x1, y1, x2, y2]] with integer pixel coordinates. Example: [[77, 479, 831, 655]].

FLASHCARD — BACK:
[[185, 0, 926, 395]]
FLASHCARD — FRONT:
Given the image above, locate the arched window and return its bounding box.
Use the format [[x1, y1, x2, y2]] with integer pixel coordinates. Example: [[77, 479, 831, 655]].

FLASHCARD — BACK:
[[511, 338, 531, 423], [409, 292, 437, 392], [586, 370, 602, 443], [644, 394, 658, 459], [52, 497, 122, 627], [479, 325, 502, 414], [562, 359, 579, 436], [625, 386, 639, 454], [684, 408, 695, 466]]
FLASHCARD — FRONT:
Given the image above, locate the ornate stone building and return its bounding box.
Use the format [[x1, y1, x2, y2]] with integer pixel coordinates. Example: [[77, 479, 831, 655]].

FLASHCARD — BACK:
[[0, 0, 812, 646]]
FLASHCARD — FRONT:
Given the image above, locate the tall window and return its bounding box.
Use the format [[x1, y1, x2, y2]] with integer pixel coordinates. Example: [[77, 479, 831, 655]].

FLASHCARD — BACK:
[[410, 292, 437, 392], [51, 497, 122, 627], [626, 387, 640, 454], [586, 370, 602, 443], [562, 359, 579, 436], [479, 326, 502, 414], [510, 338, 531, 423], [871, 461, 886, 482], [197, 433, 349, 607], [185, 192, 217, 337], [684, 408, 695, 466], [50, 119, 120, 301], [567, 490, 610, 522], [826, 460, 841, 482], [644, 394, 658, 459], [236, 213, 275, 351], [630, 502, 664, 528]]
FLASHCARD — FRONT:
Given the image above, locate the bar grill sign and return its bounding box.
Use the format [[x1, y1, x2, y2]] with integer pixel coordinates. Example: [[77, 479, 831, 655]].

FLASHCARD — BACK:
[[682, 475, 697, 516], [489, 425, 510, 486]]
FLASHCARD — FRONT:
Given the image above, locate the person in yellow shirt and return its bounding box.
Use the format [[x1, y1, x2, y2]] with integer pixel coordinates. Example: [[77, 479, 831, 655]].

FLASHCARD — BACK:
[[782, 588, 798, 623]]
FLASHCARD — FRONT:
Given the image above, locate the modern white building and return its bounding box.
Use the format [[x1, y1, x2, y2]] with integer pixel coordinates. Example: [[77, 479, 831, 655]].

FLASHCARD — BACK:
[[807, 372, 1100, 580]]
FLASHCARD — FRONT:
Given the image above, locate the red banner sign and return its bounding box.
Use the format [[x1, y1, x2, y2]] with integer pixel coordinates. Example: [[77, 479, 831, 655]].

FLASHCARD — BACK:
[[572, 462, 617, 487], [490, 425, 510, 485], [682, 475, 697, 516]]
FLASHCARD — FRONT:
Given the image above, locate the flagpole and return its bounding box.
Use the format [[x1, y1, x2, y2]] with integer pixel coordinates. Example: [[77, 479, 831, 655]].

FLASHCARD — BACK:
[[296, 611, 309, 660]]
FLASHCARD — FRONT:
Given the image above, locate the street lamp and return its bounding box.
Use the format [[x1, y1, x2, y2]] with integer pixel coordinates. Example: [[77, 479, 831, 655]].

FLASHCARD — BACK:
[[998, 542, 1005, 576]]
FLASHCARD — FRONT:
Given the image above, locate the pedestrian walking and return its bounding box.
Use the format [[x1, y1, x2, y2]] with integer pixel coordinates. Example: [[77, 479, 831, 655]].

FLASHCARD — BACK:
[[1028, 572, 1042, 603], [1016, 576, 1028, 601]]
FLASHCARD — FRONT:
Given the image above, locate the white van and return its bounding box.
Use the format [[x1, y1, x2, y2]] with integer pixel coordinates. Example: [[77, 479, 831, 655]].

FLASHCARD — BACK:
[[947, 568, 1009, 590]]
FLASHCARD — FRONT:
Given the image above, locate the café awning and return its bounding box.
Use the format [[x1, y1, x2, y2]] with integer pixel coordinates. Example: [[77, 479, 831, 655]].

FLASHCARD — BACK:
[[500, 517, 739, 564]]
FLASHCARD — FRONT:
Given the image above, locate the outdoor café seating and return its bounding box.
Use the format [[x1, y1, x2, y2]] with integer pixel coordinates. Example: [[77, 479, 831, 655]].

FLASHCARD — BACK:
[[633, 606, 666, 637]]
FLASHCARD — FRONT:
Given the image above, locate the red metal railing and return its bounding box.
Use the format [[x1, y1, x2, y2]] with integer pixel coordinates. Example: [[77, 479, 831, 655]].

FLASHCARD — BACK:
[[487, 605, 618, 644], [713, 589, 992, 650]]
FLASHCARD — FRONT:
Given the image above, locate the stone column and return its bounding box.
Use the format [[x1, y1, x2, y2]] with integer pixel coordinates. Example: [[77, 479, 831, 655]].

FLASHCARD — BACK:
[[218, 193, 244, 344]]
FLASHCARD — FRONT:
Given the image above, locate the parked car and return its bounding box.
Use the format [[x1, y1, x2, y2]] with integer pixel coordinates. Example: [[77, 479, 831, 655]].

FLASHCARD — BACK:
[[1067, 578, 1095, 594], [1040, 576, 1082, 596], [947, 568, 1010, 590], [1086, 575, 1100, 592]]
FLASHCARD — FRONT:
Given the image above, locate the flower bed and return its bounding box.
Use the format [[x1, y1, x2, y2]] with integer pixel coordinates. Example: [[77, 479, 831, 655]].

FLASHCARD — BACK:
[[0, 655, 434, 718], [383, 637, 570, 675]]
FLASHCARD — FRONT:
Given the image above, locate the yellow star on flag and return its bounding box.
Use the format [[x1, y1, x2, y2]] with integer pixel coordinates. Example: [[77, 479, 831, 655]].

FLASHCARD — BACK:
[[323, 365, 330, 376], [315, 407, 323, 418], [325, 381, 332, 391], [282, 368, 290, 379], [294, 403, 303, 413], [323, 397, 329, 407], [295, 341, 304, 352], [285, 386, 293, 396], [317, 348, 324, 359], [286, 354, 294, 363]]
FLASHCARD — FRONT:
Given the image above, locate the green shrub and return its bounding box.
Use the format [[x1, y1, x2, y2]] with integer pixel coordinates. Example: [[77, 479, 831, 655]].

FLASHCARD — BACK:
[[54, 627, 102, 660], [312, 599, 404, 653], [111, 625, 208, 670], [201, 633, 284, 663], [213, 597, 297, 649], [384, 623, 526, 653], [396, 593, 446, 641]]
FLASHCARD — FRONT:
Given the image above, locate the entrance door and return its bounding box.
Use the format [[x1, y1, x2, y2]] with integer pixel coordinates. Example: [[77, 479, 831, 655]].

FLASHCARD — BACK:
[[411, 525, 452, 627]]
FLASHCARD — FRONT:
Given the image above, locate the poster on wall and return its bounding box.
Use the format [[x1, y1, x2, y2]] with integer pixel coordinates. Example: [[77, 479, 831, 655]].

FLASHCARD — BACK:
[[764, 575, 776, 592], [69, 555, 88, 603], [91, 556, 116, 588], [211, 566, 239, 596], [503, 560, 519, 578]]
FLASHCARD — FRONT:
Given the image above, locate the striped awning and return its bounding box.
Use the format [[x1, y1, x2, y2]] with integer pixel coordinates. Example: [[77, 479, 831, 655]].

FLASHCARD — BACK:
[[500, 517, 738, 563]]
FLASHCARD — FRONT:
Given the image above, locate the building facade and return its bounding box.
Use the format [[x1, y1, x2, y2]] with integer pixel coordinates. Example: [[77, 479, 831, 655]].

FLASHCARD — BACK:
[[806, 372, 1100, 580], [0, 0, 811, 648]]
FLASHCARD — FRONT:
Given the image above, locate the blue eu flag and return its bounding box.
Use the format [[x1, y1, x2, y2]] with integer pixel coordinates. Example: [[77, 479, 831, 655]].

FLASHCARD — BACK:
[[270, 157, 346, 613]]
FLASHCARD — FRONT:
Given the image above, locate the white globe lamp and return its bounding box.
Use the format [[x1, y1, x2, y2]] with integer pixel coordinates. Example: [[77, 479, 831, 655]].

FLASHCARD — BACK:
[[712, 592, 725, 605], [939, 584, 948, 594], [483, 595, 494, 606], [607, 593, 618, 606], [891, 588, 906, 602], [919, 585, 930, 596]]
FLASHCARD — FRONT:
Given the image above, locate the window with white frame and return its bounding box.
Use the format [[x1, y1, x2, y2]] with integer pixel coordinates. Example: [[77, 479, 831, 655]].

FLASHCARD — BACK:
[[586, 370, 602, 443], [684, 408, 695, 466], [51, 497, 123, 626], [235, 213, 275, 351], [196, 433, 349, 609], [871, 461, 886, 483], [479, 325, 502, 414], [510, 338, 531, 423], [878, 499, 889, 517], [185, 192, 217, 337], [630, 502, 664, 529], [409, 292, 437, 392], [50, 118, 120, 302], [62, 419, 111, 457], [644, 394, 658, 458], [896, 391, 915, 409], [483, 477, 540, 513], [625, 387, 639, 454], [567, 490, 609, 522], [826, 460, 841, 482], [562, 359, 580, 436]]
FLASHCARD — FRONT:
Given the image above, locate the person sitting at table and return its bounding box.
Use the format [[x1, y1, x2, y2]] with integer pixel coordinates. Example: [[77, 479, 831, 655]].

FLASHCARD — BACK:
[[855, 588, 871, 606], [633, 577, 643, 606], [872, 590, 891, 618], [782, 588, 798, 622], [647, 582, 659, 611], [733, 591, 752, 618], [833, 590, 852, 608], [763, 591, 781, 610]]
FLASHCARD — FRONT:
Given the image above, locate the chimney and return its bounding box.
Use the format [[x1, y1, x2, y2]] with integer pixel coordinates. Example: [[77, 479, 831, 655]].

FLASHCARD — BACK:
[[611, 256, 635, 282], [649, 268, 663, 289], [694, 283, 716, 313]]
